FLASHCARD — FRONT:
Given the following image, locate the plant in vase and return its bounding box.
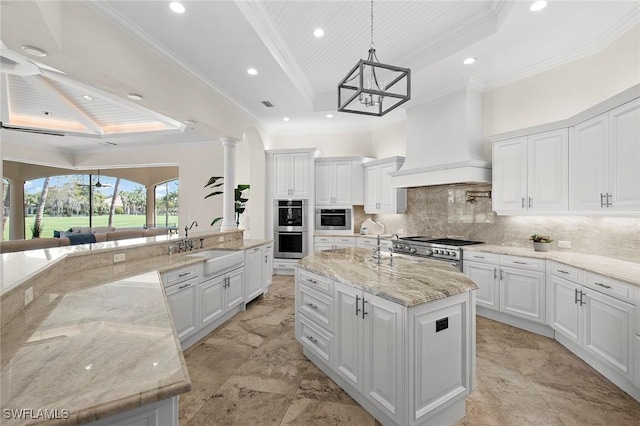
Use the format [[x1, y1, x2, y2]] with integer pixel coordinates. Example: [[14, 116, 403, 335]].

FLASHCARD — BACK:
[[530, 234, 553, 252], [204, 176, 250, 228]]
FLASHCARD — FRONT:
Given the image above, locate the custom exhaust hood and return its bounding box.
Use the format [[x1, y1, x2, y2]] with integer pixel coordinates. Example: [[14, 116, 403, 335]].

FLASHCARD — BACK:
[[389, 83, 491, 188]]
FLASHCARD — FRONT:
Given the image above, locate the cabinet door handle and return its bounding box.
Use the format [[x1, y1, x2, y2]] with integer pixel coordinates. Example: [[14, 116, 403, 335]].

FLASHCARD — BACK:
[[355, 295, 361, 316], [306, 302, 318, 310], [594, 282, 612, 289], [500, 270, 504, 280], [306, 335, 318, 344], [579, 291, 586, 306], [178, 272, 191, 277], [265, 255, 268, 263], [179, 283, 192, 289], [521, 197, 525, 208], [574, 288, 579, 305], [528, 197, 533, 208], [557, 269, 569, 274], [306, 278, 317, 284], [606, 193, 612, 207], [600, 193, 606, 208], [493, 268, 497, 279], [362, 299, 368, 318], [513, 261, 528, 265]]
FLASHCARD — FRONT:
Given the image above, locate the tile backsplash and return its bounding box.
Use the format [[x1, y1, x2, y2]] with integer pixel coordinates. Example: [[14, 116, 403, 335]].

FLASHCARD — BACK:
[[362, 184, 640, 263]]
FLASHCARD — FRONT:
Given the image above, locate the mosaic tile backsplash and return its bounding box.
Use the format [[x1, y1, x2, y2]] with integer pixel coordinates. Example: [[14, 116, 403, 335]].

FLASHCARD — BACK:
[[356, 184, 640, 263]]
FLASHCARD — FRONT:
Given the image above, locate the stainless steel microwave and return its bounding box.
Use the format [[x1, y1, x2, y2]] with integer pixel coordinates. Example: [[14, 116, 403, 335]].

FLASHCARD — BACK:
[[315, 208, 352, 231]]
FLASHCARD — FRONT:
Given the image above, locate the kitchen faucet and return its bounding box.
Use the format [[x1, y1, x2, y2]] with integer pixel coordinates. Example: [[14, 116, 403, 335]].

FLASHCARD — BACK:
[[185, 221, 198, 238]]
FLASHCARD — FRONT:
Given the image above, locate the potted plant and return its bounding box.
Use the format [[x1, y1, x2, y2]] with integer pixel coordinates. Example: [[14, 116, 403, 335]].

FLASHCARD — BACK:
[[530, 234, 553, 252], [204, 176, 250, 228]]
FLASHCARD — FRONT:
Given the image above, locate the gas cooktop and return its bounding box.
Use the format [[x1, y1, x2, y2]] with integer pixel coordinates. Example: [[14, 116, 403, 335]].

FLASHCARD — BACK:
[[398, 237, 484, 247]]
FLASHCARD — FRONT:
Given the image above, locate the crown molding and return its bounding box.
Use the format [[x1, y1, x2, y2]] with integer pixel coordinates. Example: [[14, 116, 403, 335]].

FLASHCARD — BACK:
[[234, 0, 315, 109], [85, 1, 263, 127], [485, 7, 640, 91]]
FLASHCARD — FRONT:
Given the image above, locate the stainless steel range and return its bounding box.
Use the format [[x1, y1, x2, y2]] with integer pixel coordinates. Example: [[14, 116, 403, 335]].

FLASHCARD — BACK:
[[391, 237, 484, 271]]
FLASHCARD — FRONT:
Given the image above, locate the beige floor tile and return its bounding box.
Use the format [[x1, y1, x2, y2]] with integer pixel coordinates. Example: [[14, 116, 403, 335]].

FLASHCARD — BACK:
[[183, 341, 252, 385], [280, 398, 376, 425], [178, 380, 222, 423], [222, 357, 310, 396]]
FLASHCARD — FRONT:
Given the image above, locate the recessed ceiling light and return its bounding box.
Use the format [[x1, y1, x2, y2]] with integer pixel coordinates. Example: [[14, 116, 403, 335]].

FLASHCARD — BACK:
[[247, 68, 258, 75], [83, 95, 93, 101], [530, 1, 547, 12], [326, 114, 333, 119], [127, 93, 143, 101], [463, 57, 477, 65], [283, 117, 290, 122], [313, 28, 325, 38], [21, 45, 47, 57], [169, 2, 185, 14], [42, 111, 51, 116]]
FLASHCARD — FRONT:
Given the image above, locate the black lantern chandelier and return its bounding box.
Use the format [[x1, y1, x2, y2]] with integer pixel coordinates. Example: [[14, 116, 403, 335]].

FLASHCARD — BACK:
[[338, 0, 411, 117]]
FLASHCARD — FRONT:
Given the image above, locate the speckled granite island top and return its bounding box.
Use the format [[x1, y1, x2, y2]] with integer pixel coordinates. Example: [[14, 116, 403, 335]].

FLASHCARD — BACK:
[[0, 263, 196, 424], [297, 248, 478, 307]]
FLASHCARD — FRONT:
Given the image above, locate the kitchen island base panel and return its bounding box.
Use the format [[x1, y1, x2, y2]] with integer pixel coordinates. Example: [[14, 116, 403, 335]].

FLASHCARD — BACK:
[[477, 306, 555, 338], [180, 304, 244, 350], [303, 348, 467, 426], [85, 396, 178, 426]]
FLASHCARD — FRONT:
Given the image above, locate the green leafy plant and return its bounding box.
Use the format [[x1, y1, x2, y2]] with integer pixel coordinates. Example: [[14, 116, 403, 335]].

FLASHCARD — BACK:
[[205, 177, 250, 227], [530, 234, 553, 243]]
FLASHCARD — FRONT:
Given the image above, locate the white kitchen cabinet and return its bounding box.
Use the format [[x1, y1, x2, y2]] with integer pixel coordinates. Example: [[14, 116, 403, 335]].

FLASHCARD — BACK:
[[463, 259, 499, 310], [634, 335, 640, 389], [463, 251, 545, 323], [314, 236, 356, 251], [315, 159, 363, 205], [493, 128, 568, 213], [199, 274, 225, 328], [570, 98, 640, 212], [87, 397, 178, 426], [357, 236, 392, 251], [550, 274, 582, 345], [272, 151, 312, 199], [245, 243, 274, 302], [334, 282, 403, 423], [262, 243, 273, 290], [363, 157, 406, 214], [166, 279, 198, 341]]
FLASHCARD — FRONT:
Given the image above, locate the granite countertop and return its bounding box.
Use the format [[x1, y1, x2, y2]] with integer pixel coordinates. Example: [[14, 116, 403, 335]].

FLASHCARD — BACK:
[[464, 245, 640, 287], [205, 239, 272, 251], [296, 248, 478, 307], [313, 233, 394, 239]]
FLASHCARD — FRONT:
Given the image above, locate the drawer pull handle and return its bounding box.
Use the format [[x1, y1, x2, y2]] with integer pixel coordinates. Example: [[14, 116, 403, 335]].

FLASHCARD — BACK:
[[306, 302, 318, 310], [179, 283, 192, 289], [513, 261, 528, 265], [306, 335, 318, 344], [557, 270, 569, 274], [306, 278, 318, 284], [178, 272, 191, 277], [473, 255, 485, 259], [594, 282, 612, 289]]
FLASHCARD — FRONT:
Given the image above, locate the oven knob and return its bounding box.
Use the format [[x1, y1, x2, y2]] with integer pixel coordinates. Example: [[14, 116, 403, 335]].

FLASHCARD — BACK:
[[409, 247, 417, 253], [433, 249, 440, 254], [445, 251, 452, 256], [393, 243, 401, 249], [450, 252, 457, 257], [425, 249, 433, 256], [404, 245, 411, 251]]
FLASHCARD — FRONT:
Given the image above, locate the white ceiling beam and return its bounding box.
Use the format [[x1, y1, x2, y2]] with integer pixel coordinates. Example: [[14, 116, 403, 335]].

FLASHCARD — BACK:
[[23, 75, 104, 135], [1, 74, 11, 123]]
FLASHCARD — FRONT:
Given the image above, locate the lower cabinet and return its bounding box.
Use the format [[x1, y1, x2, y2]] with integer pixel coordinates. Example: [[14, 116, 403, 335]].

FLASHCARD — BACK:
[[245, 243, 274, 302], [87, 396, 178, 426], [295, 268, 474, 425], [199, 267, 245, 329], [500, 266, 545, 323], [166, 281, 198, 341], [462, 260, 499, 310], [314, 236, 356, 252]]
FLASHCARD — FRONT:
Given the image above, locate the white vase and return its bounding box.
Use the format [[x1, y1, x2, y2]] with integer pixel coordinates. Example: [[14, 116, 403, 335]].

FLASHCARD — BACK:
[[533, 242, 550, 252]]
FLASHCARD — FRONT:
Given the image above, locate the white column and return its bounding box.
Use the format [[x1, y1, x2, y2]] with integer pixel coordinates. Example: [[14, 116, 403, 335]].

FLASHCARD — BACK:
[[8, 178, 25, 240], [146, 185, 155, 228], [220, 138, 238, 231]]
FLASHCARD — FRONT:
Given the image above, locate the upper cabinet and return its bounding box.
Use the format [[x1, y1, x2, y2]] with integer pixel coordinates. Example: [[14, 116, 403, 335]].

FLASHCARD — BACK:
[[493, 129, 568, 214], [570, 98, 640, 212], [315, 158, 364, 206], [272, 151, 313, 199], [363, 157, 407, 214]]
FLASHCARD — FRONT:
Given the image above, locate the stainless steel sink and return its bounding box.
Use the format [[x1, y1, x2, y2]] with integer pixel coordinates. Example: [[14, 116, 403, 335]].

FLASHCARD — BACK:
[[187, 250, 244, 276]]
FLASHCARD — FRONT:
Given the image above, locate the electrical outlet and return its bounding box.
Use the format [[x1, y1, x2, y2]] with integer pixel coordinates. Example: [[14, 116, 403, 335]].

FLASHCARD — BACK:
[[113, 253, 126, 263], [24, 287, 34, 306], [558, 240, 571, 249]]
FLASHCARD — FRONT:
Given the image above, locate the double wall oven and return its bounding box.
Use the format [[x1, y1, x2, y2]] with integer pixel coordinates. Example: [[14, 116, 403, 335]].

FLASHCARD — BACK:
[[274, 200, 308, 259]]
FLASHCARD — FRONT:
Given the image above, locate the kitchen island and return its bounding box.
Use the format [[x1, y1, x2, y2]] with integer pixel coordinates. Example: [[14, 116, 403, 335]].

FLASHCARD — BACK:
[[294, 248, 478, 426]]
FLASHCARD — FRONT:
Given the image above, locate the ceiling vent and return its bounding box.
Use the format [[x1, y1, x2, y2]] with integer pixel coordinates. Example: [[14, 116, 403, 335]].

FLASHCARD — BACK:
[[261, 101, 275, 108]]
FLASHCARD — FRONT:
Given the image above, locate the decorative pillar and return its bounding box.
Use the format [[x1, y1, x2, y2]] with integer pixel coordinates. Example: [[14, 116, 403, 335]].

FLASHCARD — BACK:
[[220, 138, 238, 231], [8, 179, 25, 240], [146, 185, 155, 228]]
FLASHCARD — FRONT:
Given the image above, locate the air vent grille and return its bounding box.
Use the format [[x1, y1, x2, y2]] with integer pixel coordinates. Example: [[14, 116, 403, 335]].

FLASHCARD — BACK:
[[99, 141, 118, 146], [261, 101, 275, 108]]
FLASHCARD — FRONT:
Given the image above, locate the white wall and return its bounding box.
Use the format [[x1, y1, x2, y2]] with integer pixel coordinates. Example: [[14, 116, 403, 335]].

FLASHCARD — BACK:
[[483, 25, 640, 137], [273, 130, 375, 158], [371, 120, 406, 159]]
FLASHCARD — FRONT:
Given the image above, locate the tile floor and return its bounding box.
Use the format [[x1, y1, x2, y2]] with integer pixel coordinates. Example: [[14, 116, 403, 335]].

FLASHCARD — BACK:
[[180, 275, 640, 425]]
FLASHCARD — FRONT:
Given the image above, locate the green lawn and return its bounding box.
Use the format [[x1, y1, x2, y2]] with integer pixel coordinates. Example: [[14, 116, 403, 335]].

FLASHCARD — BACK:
[[3, 215, 178, 240]]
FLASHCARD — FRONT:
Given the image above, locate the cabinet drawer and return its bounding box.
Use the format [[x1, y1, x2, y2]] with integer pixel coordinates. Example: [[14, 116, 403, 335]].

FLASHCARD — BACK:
[[463, 251, 500, 264], [584, 272, 634, 304], [298, 283, 333, 331], [298, 269, 333, 296], [335, 237, 356, 244], [500, 255, 545, 272], [298, 317, 332, 364], [163, 266, 200, 288], [550, 262, 581, 281], [315, 236, 333, 243]]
